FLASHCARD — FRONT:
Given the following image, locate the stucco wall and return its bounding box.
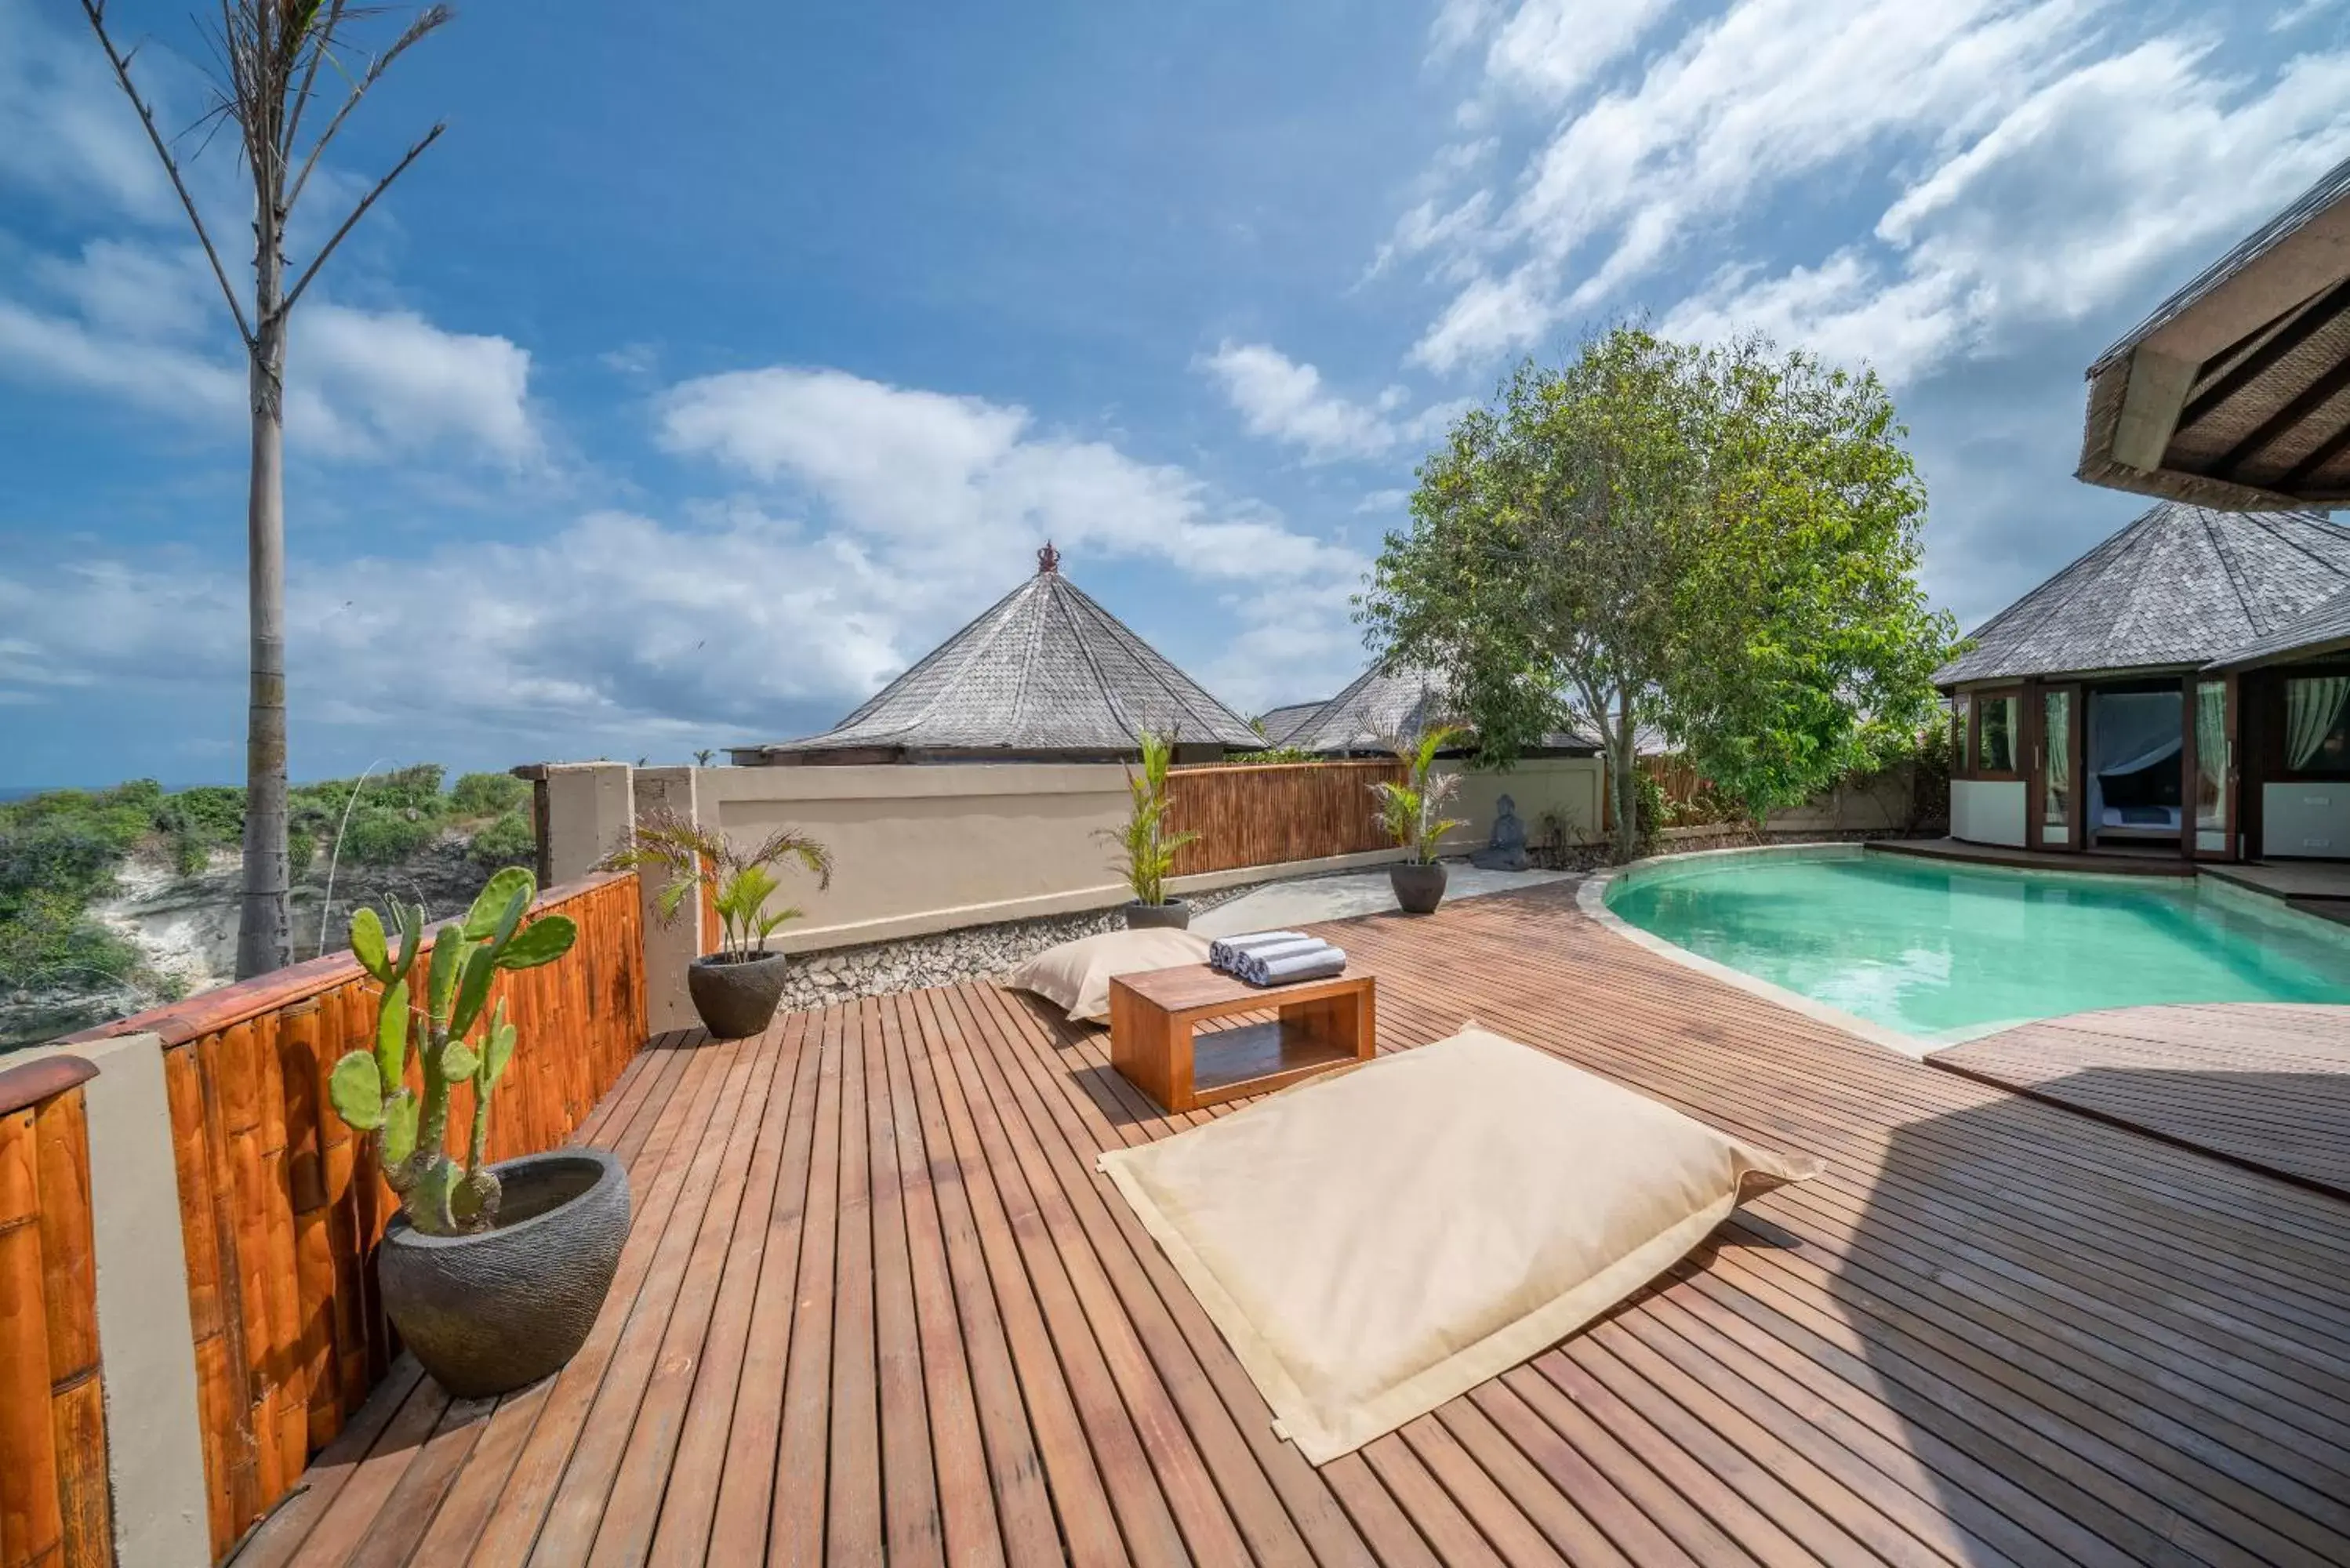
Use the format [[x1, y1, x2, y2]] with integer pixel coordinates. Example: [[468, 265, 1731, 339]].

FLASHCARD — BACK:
[[1950, 778, 2028, 847], [576, 755, 1606, 956]]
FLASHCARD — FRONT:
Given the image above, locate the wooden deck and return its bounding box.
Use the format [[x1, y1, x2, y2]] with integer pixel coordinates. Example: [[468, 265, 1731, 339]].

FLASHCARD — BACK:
[[241, 883, 2350, 1567], [1930, 1004, 2350, 1200]]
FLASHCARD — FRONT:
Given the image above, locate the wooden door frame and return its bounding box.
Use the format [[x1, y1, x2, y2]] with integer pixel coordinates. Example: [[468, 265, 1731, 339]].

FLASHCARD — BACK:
[[2029, 681, 2084, 851]]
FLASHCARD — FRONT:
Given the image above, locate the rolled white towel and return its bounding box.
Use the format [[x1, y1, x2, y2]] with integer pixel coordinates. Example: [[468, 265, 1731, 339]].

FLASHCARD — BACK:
[[1244, 945, 1347, 987], [1233, 938, 1328, 982], [1209, 930, 1309, 973]]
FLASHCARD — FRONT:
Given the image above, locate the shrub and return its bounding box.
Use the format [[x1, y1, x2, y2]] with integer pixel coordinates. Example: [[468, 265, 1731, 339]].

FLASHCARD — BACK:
[[0, 890, 143, 996], [449, 771, 526, 819], [288, 829, 318, 879], [335, 807, 440, 867], [467, 811, 536, 869]]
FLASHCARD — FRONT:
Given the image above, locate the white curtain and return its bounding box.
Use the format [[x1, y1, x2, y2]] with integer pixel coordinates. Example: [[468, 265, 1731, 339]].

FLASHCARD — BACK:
[[2287, 677, 2350, 769]]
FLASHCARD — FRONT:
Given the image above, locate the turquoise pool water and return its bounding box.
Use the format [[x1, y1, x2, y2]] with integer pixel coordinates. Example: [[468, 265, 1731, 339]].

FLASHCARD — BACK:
[[1605, 852, 2350, 1041]]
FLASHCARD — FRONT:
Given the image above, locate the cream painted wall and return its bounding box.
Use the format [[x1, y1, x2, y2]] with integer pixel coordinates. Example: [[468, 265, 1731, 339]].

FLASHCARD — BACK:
[[624, 755, 1608, 953], [2262, 782, 2350, 858], [1950, 779, 2028, 847]]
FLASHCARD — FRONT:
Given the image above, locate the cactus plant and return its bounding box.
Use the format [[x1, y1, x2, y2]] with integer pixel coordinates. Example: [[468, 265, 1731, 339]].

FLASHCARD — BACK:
[[326, 866, 577, 1236]]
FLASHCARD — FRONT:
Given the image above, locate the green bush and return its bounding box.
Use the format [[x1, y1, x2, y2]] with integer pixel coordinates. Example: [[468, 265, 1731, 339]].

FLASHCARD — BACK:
[[288, 829, 318, 880], [449, 771, 527, 819], [0, 890, 143, 996], [334, 807, 440, 867], [467, 810, 536, 869]]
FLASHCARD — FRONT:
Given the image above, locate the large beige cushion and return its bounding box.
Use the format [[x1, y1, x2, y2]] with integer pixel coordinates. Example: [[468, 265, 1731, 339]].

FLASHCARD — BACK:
[[1008, 927, 1213, 1023], [1098, 1023, 1823, 1462]]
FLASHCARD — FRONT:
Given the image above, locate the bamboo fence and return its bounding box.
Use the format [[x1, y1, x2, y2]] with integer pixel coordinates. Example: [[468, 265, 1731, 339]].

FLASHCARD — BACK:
[[0, 1054, 109, 1568], [1164, 760, 1405, 876], [61, 869, 647, 1558]]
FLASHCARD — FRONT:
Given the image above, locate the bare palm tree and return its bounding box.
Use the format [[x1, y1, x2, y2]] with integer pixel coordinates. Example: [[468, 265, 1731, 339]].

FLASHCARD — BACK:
[[80, 0, 450, 978]]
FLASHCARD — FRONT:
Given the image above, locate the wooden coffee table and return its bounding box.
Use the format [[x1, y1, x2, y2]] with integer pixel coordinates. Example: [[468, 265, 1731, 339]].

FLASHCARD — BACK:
[[1107, 964, 1375, 1112]]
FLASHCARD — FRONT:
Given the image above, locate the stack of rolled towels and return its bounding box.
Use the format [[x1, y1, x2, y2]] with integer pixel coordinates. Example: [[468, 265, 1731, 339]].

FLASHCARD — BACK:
[[1208, 929, 1348, 988]]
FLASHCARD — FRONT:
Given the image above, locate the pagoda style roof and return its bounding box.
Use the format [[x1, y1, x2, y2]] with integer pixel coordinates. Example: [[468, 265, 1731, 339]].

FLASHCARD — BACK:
[[1282, 660, 1602, 757], [2211, 584, 2350, 671], [739, 546, 1260, 763], [1252, 699, 1329, 748], [2079, 153, 2350, 509], [1935, 502, 2350, 686]]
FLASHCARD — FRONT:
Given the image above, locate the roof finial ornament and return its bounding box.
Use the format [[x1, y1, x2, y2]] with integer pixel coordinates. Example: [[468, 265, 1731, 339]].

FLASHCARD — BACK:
[[1037, 539, 1061, 575]]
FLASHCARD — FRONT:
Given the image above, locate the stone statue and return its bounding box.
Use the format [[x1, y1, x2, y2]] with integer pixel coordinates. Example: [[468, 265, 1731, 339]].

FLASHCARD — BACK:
[[1470, 793, 1532, 871]]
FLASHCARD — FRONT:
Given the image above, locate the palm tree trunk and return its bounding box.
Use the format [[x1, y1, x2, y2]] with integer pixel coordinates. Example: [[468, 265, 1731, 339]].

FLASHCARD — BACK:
[[235, 249, 292, 979]]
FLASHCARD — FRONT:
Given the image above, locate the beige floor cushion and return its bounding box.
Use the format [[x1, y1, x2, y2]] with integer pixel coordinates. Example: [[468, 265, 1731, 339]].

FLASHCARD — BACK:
[[1008, 927, 1212, 1023], [1098, 1023, 1823, 1462]]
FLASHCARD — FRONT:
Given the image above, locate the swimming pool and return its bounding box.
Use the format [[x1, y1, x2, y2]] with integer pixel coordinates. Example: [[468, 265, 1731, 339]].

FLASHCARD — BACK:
[[1601, 848, 2350, 1043]]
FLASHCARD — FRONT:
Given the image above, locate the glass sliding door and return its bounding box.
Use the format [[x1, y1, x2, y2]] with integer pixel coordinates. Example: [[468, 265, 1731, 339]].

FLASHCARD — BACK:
[[2192, 678, 2232, 855], [2035, 684, 2079, 850]]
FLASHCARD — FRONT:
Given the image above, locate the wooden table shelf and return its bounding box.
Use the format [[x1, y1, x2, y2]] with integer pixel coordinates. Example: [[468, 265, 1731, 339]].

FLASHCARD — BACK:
[[1108, 964, 1375, 1112]]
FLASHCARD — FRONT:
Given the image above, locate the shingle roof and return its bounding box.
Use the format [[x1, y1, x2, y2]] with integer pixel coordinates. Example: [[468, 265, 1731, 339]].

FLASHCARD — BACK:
[[1252, 700, 1328, 747], [1934, 502, 2350, 686], [1282, 662, 1606, 756], [1283, 663, 1458, 754], [747, 548, 1260, 760], [2211, 584, 2350, 670]]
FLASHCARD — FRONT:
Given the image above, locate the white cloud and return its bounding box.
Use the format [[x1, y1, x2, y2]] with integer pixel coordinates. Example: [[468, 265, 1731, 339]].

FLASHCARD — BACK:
[[659, 364, 1363, 580], [1656, 37, 2350, 384], [1199, 341, 1467, 462], [0, 238, 543, 466], [0, 0, 176, 220], [1397, 0, 2350, 388]]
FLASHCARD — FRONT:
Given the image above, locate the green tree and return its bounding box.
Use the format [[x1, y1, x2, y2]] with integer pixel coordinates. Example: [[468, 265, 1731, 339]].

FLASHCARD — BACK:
[[1362, 326, 1956, 859]]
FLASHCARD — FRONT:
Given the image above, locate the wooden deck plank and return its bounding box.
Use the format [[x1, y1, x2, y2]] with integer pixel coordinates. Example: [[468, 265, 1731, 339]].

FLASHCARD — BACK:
[[269, 881, 2350, 1566], [1931, 1004, 2350, 1199]]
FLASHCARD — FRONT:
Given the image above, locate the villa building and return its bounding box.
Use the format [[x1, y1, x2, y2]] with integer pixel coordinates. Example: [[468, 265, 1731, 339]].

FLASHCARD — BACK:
[[1938, 502, 2350, 862]]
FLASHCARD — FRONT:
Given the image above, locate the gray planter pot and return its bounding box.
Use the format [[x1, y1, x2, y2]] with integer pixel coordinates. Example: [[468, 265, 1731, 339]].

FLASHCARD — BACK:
[[1122, 897, 1192, 931], [1390, 861, 1447, 915], [377, 1149, 629, 1399], [687, 950, 792, 1038]]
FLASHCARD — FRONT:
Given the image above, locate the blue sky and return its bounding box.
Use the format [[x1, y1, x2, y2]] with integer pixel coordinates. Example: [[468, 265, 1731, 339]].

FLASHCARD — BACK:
[[6, 0, 2350, 787]]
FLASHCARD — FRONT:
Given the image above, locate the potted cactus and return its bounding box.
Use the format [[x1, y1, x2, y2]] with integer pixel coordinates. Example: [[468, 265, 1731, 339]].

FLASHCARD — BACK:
[[327, 866, 629, 1398], [598, 810, 834, 1038], [1106, 728, 1198, 928], [1373, 725, 1469, 914]]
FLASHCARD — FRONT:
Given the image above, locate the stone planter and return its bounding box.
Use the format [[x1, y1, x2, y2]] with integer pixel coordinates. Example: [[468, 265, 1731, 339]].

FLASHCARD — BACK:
[[687, 950, 792, 1038], [1390, 861, 1448, 915], [1123, 898, 1192, 931], [377, 1149, 629, 1399]]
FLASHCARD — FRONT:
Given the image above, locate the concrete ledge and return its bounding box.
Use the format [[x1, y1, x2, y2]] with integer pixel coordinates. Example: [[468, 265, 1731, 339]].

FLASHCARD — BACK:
[[19, 1031, 209, 1568]]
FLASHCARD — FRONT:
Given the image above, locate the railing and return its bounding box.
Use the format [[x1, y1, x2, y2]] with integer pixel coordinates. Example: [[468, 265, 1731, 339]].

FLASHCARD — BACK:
[[0, 1054, 108, 1568], [1165, 760, 1404, 876], [60, 870, 646, 1559]]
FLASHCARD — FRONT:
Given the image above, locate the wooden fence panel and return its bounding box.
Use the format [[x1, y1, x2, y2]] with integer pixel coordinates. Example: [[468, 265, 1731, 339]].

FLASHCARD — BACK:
[[61, 869, 647, 1559], [0, 1054, 110, 1568], [1165, 760, 1404, 877]]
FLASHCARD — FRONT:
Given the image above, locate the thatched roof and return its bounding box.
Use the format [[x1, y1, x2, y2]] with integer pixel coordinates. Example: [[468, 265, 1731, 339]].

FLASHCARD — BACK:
[[2079, 154, 2350, 508], [1935, 502, 2350, 686], [738, 546, 1260, 763]]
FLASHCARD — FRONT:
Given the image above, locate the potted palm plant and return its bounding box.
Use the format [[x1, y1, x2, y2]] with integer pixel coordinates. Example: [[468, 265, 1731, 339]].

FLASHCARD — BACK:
[[1373, 724, 1469, 914], [1107, 728, 1199, 928], [599, 810, 834, 1038], [326, 867, 625, 1398]]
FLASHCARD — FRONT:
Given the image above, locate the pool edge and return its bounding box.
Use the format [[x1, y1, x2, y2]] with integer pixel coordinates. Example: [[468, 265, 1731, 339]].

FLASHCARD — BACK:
[[1577, 844, 1935, 1062]]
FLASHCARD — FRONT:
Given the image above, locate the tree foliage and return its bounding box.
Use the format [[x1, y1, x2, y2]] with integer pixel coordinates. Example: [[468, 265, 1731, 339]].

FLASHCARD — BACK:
[[1362, 326, 1957, 857]]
